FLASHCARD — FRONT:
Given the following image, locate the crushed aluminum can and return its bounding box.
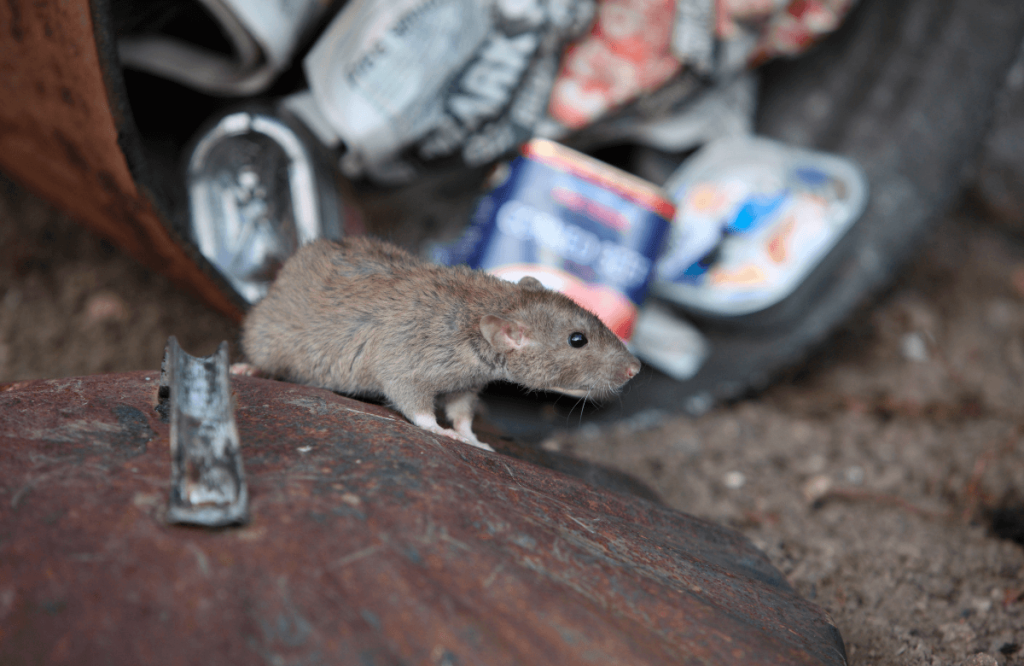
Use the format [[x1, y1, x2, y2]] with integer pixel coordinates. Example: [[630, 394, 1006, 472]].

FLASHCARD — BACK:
[[653, 135, 869, 317], [185, 105, 353, 304], [117, 0, 333, 96], [436, 138, 672, 342], [161, 336, 249, 526]]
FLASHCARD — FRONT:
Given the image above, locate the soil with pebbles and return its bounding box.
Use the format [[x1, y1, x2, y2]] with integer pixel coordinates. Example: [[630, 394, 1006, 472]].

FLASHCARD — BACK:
[[2, 176, 1022, 665]]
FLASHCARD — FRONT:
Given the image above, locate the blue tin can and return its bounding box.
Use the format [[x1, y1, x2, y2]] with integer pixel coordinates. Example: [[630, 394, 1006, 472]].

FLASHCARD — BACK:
[[437, 139, 674, 341]]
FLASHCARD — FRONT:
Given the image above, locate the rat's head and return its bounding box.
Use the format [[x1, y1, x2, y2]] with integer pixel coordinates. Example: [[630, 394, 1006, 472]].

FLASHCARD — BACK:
[[479, 277, 641, 399]]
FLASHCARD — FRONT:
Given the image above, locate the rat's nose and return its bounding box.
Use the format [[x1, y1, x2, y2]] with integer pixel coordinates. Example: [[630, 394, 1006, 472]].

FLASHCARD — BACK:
[[621, 358, 641, 382]]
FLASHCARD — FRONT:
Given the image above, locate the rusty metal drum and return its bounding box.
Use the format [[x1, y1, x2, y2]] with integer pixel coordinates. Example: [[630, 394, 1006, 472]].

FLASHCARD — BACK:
[[1, 372, 845, 664]]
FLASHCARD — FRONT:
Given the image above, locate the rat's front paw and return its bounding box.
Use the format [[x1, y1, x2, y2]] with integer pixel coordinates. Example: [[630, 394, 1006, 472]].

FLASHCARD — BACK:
[[452, 422, 495, 452], [411, 414, 495, 452], [230, 362, 263, 377], [460, 435, 495, 453]]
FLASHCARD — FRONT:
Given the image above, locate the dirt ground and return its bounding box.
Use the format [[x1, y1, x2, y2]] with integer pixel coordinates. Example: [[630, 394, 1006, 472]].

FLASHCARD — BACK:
[[1, 174, 1023, 666]]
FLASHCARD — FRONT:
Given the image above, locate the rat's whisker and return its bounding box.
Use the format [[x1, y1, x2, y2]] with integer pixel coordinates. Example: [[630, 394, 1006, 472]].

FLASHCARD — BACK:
[[580, 387, 593, 427], [573, 393, 588, 417]]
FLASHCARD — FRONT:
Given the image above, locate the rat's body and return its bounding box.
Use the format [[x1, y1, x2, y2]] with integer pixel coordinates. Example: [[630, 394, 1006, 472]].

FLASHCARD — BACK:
[[242, 237, 641, 451]]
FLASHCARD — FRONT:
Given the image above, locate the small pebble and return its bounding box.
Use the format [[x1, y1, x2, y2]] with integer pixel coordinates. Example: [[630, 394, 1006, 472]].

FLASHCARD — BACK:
[[985, 299, 1015, 331], [801, 452, 827, 475], [297, 446, 312, 453], [540, 437, 563, 452], [900, 332, 929, 362], [671, 436, 701, 455], [802, 474, 832, 503], [1011, 265, 1024, 298], [723, 471, 746, 489], [844, 465, 865, 485], [939, 621, 977, 644], [3, 287, 22, 310], [83, 291, 128, 325], [684, 392, 714, 416]]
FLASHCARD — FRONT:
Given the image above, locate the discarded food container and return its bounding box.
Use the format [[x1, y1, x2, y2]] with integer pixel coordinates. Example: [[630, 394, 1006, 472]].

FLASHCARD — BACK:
[[436, 138, 673, 341], [654, 135, 869, 317], [186, 106, 350, 304]]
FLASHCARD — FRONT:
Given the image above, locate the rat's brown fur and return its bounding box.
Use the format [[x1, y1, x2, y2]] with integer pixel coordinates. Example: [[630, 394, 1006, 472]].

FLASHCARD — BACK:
[[242, 237, 641, 449]]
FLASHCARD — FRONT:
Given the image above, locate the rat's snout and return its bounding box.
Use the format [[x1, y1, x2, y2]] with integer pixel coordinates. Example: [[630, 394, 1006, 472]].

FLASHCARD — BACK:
[[619, 358, 641, 383]]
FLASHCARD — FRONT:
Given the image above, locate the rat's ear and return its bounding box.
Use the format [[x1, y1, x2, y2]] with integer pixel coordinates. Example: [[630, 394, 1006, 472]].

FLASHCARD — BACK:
[[518, 276, 544, 291], [480, 315, 531, 351]]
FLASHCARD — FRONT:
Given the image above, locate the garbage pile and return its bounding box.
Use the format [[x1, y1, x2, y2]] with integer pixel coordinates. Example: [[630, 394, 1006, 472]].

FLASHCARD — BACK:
[[118, 0, 865, 383]]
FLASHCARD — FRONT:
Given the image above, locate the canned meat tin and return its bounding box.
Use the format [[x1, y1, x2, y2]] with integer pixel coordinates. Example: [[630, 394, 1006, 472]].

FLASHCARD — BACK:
[[438, 139, 674, 341]]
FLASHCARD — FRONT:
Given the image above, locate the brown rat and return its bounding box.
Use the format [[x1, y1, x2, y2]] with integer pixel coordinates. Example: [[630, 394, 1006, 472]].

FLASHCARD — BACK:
[[241, 236, 641, 451]]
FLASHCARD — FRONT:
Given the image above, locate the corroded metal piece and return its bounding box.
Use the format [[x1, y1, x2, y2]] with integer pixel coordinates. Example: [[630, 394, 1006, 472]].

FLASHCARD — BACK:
[[0, 0, 245, 321], [0, 372, 846, 665], [161, 337, 248, 526]]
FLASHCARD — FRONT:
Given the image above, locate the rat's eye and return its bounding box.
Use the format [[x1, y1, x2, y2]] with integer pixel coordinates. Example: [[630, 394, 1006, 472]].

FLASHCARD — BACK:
[[568, 332, 588, 348]]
